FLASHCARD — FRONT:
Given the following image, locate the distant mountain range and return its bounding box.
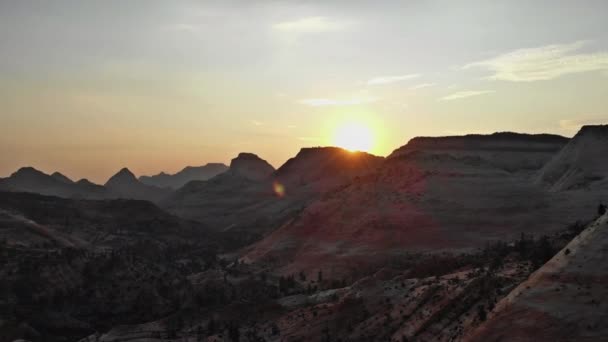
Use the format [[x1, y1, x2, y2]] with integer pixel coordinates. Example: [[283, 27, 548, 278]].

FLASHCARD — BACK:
[[163, 147, 384, 243], [139, 163, 228, 189], [0, 163, 229, 202], [2, 126, 608, 342], [0, 167, 167, 202]]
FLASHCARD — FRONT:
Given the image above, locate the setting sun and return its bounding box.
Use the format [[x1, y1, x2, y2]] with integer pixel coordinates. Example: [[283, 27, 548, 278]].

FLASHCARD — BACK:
[[333, 122, 374, 152]]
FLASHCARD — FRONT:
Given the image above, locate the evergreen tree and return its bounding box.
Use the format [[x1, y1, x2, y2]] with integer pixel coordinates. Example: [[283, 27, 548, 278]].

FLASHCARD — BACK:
[[598, 202, 607, 216]]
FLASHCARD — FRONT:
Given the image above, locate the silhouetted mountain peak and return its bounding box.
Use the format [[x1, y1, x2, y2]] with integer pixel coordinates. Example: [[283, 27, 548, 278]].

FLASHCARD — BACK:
[[275, 146, 383, 183], [76, 178, 97, 186], [229, 153, 274, 181], [51, 172, 73, 184], [105, 168, 138, 187], [11, 166, 47, 178]]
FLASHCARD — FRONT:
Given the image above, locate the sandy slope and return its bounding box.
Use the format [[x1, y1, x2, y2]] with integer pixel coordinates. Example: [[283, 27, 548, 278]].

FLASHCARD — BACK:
[[243, 149, 597, 279], [466, 213, 608, 341]]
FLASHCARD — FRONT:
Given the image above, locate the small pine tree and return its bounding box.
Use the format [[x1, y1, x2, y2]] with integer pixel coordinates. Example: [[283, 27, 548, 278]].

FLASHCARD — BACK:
[[598, 202, 607, 216], [477, 305, 487, 321], [207, 318, 216, 336]]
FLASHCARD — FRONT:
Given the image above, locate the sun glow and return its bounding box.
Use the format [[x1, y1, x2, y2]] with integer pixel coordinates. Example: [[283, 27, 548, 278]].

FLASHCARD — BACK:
[[333, 122, 374, 152]]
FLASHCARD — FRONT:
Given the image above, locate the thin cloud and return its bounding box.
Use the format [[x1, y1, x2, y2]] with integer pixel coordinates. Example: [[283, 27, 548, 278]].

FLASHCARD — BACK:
[[367, 74, 420, 85], [299, 97, 377, 107], [251, 120, 263, 126], [297, 137, 320, 141], [273, 16, 350, 33], [410, 83, 435, 90], [464, 41, 608, 82], [440, 90, 494, 101]]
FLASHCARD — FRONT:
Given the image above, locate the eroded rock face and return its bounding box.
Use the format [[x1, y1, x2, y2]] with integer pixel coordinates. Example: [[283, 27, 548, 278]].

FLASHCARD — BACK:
[[229, 152, 275, 181], [537, 125, 608, 191], [389, 132, 569, 172]]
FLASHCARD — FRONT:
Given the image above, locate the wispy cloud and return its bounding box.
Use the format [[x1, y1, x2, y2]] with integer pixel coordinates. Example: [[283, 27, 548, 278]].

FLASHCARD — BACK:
[[299, 97, 377, 107], [367, 74, 419, 85], [251, 120, 263, 126], [410, 83, 435, 90], [273, 16, 350, 33], [297, 136, 320, 141], [440, 90, 494, 101], [464, 41, 608, 82]]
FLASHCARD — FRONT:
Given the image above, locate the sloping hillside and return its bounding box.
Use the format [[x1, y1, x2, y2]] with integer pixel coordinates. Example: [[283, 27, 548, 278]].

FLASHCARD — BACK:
[[537, 125, 608, 191], [0, 191, 221, 342], [465, 212, 608, 341], [243, 133, 594, 279], [164, 148, 382, 244], [0, 191, 216, 250], [275, 147, 383, 190]]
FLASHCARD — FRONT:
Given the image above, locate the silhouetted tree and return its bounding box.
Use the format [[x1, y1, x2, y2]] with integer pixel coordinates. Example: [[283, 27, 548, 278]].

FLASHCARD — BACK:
[[197, 326, 204, 342], [228, 322, 240, 341], [477, 305, 487, 321], [598, 202, 607, 216], [531, 236, 554, 269], [207, 317, 216, 336]]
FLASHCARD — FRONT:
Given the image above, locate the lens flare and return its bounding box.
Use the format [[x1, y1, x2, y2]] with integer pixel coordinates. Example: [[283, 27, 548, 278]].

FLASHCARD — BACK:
[[273, 181, 285, 197]]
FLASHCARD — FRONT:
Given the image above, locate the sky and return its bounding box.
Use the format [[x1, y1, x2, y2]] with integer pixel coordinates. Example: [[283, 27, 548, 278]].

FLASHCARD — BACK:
[[1, 0, 607, 183]]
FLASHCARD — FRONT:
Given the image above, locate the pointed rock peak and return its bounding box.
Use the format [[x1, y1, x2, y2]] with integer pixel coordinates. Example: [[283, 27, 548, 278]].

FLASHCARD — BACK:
[[51, 172, 73, 184], [116, 167, 135, 177], [105, 167, 138, 187]]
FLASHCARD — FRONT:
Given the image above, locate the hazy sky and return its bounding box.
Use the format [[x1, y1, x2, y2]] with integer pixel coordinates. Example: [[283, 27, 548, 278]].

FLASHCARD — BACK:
[[1, 0, 607, 182]]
